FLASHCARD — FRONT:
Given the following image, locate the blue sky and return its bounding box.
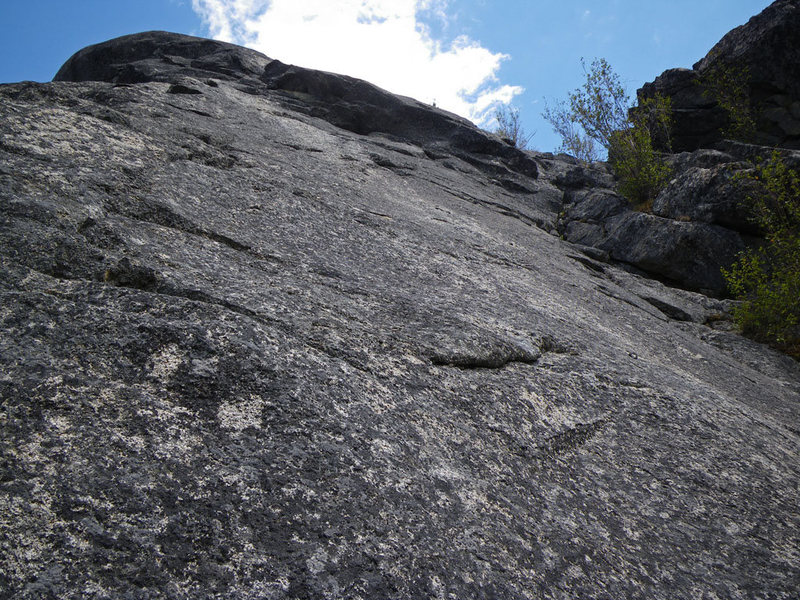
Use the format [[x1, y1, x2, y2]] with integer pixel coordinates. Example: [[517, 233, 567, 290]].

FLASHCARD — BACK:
[[0, 0, 773, 153]]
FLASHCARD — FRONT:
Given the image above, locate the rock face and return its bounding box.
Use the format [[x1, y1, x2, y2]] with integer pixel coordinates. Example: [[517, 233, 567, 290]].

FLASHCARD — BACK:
[[555, 141, 800, 296], [554, 160, 750, 296], [639, 0, 800, 151], [2, 31, 800, 600], [572, 0, 800, 295]]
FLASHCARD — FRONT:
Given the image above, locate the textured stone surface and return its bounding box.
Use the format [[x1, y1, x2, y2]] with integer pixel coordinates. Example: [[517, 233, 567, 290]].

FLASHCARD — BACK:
[[653, 151, 758, 233], [638, 68, 725, 152], [1, 31, 800, 600], [640, 0, 800, 151], [554, 156, 750, 296]]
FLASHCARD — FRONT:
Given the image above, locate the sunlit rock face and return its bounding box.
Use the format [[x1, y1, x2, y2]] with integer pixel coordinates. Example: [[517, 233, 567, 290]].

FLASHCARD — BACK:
[[1, 30, 799, 600]]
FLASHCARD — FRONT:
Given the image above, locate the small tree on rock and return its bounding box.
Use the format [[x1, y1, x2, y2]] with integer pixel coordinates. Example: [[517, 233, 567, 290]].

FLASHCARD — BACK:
[[493, 105, 534, 150], [542, 98, 600, 162], [543, 57, 672, 207], [699, 61, 757, 142], [723, 152, 800, 358], [610, 94, 674, 210]]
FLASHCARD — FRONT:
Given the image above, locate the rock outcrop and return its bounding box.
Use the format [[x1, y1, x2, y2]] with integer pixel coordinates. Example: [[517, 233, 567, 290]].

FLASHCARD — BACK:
[[554, 160, 749, 296], [556, 141, 800, 296], [639, 0, 800, 151], [1, 31, 799, 600], [560, 0, 800, 296]]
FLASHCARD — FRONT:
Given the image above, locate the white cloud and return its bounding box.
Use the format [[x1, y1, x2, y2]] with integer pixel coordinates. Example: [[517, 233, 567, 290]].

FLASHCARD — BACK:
[[191, 0, 522, 125]]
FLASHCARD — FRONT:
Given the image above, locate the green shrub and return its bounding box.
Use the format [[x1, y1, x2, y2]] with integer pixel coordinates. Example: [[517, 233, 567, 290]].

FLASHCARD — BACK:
[[699, 61, 757, 142], [723, 152, 800, 358], [609, 94, 673, 209], [543, 58, 672, 206], [609, 130, 672, 210]]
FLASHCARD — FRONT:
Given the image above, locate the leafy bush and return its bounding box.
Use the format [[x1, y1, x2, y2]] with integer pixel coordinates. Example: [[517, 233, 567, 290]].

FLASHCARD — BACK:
[[543, 58, 672, 207], [541, 98, 599, 161], [609, 128, 671, 210], [723, 152, 800, 358], [493, 105, 534, 150], [609, 94, 674, 208], [699, 61, 757, 142], [542, 58, 627, 161]]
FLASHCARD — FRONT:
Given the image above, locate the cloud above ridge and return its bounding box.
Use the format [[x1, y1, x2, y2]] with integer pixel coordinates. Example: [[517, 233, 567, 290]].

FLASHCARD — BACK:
[[191, 0, 522, 124]]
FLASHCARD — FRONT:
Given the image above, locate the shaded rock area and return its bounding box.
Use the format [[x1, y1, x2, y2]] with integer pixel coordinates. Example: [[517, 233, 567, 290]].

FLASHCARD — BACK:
[[560, 0, 800, 296], [555, 142, 800, 296], [553, 160, 749, 296], [1, 30, 799, 600], [639, 0, 800, 151]]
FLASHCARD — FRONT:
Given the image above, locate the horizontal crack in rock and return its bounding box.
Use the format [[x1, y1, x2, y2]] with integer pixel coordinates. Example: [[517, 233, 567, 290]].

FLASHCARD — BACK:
[[537, 419, 609, 458], [429, 343, 541, 370]]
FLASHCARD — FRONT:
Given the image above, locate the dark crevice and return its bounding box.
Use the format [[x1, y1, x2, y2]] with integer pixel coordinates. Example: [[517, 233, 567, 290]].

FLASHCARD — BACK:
[[536, 419, 609, 458], [104, 200, 275, 261], [538, 334, 577, 355], [369, 153, 416, 172], [596, 285, 660, 317], [101, 259, 369, 375], [303, 339, 372, 374], [201, 230, 252, 253], [508, 418, 610, 461], [166, 102, 214, 118], [569, 254, 606, 275], [102, 259, 274, 326], [430, 349, 540, 370], [641, 296, 694, 322], [491, 177, 537, 194], [424, 177, 545, 229], [167, 84, 203, 95], [280, 142, 324, 153], [0, 139, 53, 162]]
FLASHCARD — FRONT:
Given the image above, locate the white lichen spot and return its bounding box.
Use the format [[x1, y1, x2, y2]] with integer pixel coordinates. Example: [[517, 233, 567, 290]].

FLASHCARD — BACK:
[[114, 429, 146, 454], [47, 415, 71, 435], [369, 438, 397, 457], [217, 395, 265, 431], [154, 431, 204, 462], [306, 547, 329, 575], [149, 344, 183, 381], [456, 484, 490, 514], [405, 354, 426, 366], [624, 526, 642, 541], [521, 387, 584, 429], [567, 564, 585, 579], [722, 520, 740, 535], [431, 462, 466, 484], [190, 356, 218, 377]]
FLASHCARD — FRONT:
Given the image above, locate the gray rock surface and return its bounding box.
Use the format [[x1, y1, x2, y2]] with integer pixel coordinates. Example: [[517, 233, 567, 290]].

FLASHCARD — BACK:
[[554, 157, 750, 296], [653, 151, 758, 233], [1, 31, 799, 600], [640, 0, 800, 151]]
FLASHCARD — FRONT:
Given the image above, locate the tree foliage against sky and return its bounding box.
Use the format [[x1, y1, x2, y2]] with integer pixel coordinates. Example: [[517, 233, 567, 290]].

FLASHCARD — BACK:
[[543, 58, 672, 207], [542, 58, 629, 162], [493, 105, 534, 150]]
